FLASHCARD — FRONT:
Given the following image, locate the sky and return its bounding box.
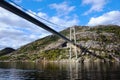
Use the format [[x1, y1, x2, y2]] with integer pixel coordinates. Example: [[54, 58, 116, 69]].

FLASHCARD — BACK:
[[0, 0, 120, 50]]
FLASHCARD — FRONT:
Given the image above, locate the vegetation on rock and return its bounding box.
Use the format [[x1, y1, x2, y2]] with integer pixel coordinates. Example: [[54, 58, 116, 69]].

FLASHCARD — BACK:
[[0, 25, 120, 62], [0, 47, 15, 56]]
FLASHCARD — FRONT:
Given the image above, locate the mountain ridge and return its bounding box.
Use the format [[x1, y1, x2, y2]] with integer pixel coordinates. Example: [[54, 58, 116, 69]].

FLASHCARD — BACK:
[[0, 47, 15, 56], [0, 25, 120, 62]]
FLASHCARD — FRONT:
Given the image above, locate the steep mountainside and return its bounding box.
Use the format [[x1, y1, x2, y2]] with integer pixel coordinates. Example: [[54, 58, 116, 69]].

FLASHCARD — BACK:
[[0, 25, 120, 62]]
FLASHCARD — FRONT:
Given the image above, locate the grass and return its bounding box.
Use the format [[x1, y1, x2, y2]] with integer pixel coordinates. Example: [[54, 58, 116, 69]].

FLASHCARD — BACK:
[[0, 56, 11, 61]]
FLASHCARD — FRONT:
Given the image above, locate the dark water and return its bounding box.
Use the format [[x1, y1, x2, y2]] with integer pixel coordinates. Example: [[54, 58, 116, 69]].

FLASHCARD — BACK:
[[0, 62, 120, 80]]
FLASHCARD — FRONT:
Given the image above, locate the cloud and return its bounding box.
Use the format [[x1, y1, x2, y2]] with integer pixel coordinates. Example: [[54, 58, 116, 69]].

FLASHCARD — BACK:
[[0, 7, 50, 49], [26, 11, 78, 30], [49, 1, 75, 16], [13, 0, 22, 3], [82, 0, 106, 15], [0, 6, 79, 50], [36, 12, 79, 31], [37, 12, 49, 19], [49, 16, 79, 30], [87, 11, 120, 26]]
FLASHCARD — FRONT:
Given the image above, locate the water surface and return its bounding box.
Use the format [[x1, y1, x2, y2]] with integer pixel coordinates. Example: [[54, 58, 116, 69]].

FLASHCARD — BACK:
[[0, 62, 120, 80]]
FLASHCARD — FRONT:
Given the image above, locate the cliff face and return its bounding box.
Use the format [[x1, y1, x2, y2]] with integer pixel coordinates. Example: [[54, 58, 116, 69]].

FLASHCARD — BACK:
[[75, 26, 120, 62], [0, 25, 120, 62]]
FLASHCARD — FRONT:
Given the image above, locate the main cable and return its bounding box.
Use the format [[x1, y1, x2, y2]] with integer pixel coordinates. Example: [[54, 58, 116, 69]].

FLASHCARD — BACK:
[[6, 0, 67, 28]]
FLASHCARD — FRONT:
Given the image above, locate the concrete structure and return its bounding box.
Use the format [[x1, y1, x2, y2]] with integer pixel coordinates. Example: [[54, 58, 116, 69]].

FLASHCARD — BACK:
[[69, 27, 78, 59]]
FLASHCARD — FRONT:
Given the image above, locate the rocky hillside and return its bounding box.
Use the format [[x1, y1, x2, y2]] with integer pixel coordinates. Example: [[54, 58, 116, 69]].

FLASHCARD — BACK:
[[0, 25, 120, 62]]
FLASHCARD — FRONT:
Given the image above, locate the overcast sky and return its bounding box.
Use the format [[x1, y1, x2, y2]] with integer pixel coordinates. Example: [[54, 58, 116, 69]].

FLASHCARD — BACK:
[[0, 0, 120, 50]]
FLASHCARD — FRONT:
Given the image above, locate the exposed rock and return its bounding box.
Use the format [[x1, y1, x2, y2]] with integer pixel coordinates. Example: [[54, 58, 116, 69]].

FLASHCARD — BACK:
[[76, 31, 99, 40], [44, 39, 66, 50], [0, 25, 120, 62]]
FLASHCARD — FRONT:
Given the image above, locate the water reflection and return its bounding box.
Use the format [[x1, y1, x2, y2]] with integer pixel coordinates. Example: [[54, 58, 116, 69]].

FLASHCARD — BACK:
[[0, 62, 120, 80]]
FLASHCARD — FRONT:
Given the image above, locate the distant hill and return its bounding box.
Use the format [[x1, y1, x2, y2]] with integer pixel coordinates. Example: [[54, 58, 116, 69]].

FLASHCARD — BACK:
[[0, 47, 15, 56], [0, 25, 120, 62]]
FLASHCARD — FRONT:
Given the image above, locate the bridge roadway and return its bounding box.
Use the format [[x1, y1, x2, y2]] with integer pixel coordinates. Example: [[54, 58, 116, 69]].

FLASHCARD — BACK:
[[0, 0, 107, 61]]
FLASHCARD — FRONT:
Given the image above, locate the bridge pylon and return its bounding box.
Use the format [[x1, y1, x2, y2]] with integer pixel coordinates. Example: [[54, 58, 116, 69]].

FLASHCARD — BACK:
[[69, 26, 78, 60]]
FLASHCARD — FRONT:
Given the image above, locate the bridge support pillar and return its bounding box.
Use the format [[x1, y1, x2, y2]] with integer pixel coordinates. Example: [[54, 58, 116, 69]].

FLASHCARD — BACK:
[[69, 26, 78, 60]]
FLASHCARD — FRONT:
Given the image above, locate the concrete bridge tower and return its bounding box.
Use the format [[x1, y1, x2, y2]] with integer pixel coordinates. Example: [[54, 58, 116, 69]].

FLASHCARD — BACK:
[[69, 26, 78, 59]]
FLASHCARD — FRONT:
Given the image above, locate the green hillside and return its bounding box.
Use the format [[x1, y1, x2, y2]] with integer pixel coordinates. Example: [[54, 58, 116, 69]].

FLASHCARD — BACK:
[[0, 25, 120, 62]]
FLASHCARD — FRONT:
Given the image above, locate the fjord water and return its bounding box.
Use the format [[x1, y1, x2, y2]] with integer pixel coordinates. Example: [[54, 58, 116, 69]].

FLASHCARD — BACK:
[[0, 62, 120, 80]]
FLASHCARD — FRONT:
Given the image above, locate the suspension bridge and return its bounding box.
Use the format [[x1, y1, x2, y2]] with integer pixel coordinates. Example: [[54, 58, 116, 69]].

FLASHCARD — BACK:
[[0, 0, 107, 62]]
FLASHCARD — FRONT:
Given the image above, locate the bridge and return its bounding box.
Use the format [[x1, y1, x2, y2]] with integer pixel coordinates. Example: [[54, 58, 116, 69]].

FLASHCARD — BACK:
[[0, 0, 109, 62]]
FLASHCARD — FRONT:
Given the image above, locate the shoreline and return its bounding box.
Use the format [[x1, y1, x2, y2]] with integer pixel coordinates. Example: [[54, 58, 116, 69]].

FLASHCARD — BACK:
[[0, 58, 118, 63]]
